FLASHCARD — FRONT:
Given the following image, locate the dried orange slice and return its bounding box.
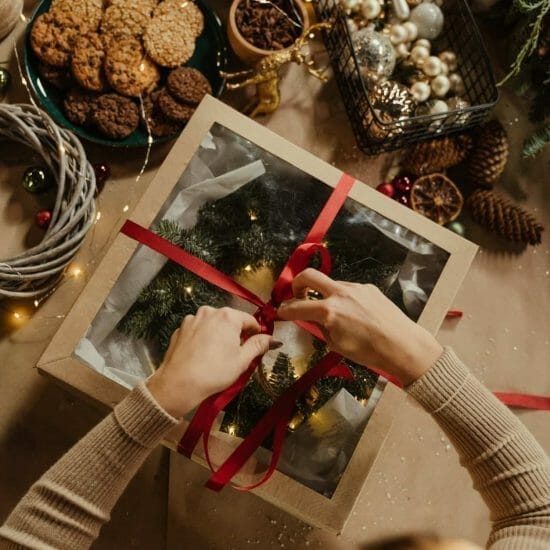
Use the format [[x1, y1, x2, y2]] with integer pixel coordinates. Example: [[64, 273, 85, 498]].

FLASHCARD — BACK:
[[410, 173, 463, 225]]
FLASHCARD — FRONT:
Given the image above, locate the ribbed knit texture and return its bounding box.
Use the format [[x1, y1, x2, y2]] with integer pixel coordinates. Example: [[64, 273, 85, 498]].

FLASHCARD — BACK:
[[0, 382, 178, 550], [0, 351, 548, 549], [407, 347, 550, 549]]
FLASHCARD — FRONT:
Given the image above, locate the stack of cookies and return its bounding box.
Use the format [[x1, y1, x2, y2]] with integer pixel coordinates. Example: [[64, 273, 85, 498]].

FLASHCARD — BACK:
[[30, 0, 212, 140]]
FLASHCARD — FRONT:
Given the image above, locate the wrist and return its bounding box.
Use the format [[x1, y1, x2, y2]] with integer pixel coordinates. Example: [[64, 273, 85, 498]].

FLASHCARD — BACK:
[[397, 330, 443, 386], [146, 373, 197, 418]]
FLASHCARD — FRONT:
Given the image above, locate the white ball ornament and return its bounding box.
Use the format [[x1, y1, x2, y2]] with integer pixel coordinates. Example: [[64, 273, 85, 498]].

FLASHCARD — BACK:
[[390, 24, 408, 44], [411, 81, 431, 102], [410, 45, 430, 65], [395, 43, 410, 58], [361, 0, 382, 19], [414, 38, 431, 51], [430, 99, 448, 115], [449, 73, 465, 95], [439, 51, 457, 71], [409, 3, 444, 39], [431, 74, 450, 97], [422, 55, 442, 77], [392, 0, 411, 19], [439, 61, 449, 75], [403, 21, 418, 41]]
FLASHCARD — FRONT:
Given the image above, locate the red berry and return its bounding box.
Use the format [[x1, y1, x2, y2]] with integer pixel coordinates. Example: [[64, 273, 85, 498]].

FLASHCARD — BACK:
[[397, 194, 410, 207], [392, 175, 413, 195], [92, 163, 111, 192], [35, 209, 52, 229], [376, 182, 395, 198]]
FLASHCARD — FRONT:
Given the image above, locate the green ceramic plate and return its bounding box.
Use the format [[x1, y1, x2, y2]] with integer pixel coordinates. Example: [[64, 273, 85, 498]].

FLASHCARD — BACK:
[[23, 0, 227, 148]]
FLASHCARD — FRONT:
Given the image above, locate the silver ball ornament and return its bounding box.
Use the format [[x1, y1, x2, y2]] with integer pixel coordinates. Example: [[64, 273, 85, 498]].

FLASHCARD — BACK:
[[403, 21, 418, 41], [422, 56, 442, 77], [411, 80, 431, 102], [431, 74, 450, 97], [409, 3, 444, 39], [353, 29, 397, 82]]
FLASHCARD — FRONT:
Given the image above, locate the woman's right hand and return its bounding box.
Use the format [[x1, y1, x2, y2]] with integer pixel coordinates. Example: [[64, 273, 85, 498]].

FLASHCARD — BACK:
[[277, 269, 443, 385]]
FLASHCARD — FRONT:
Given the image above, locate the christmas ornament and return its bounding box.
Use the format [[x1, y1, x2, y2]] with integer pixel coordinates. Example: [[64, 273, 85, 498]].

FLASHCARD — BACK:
[[409, 3, 444, 40], [410, 45, 430, 65], [392, 175, 413, 194], [422, 56, 442, 77], [376, 181, 395, 197], [360, 0, 382, 20], [431, 74, 450, 97], [438, 51, 457, 72], [446, 220, 465, 236], [467, 189, 544, 245], [403, 21, 418, 41], [397, 193, 410, 206], [448, 73, 465, 95], [354, 29, 396, 84], [35, 209, 52, 230], [439, 61, 449, 76], [429, 99, 448, 115], [410, 173, 463, 224], [0, 66, 10, 97], [411, 81, 430, 102], [395, 43, 409, 59], [92, 162, 111, 191], [390, 24, 408, 45], [402, 133, 473, 175], [370, 80, 416, 119], [446, 97, 471, 125], [22, 166, 54, 194], [467, 120, 509, 188], [392, 0, 410, 20], [414, 38, 431, 51]]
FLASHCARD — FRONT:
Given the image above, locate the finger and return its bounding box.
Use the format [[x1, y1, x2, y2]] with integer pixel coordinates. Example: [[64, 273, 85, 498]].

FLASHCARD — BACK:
[[277, 298, 328, 323], [291, 268, 341, 299], [240, 333, 272, 365]]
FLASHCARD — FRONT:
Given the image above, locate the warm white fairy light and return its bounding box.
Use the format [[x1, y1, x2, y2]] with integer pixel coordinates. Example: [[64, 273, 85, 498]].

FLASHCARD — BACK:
[[95, 211, 102, 223], [184, 285, 193, 294], [13, 311, 21, 320], [248, 210, 258, 221], [69, 265, 83, 278], [228, 425, 236, 436], [33, 299, 40, 308], [244, 264, 252, 272], [122, 205, 129, 213]]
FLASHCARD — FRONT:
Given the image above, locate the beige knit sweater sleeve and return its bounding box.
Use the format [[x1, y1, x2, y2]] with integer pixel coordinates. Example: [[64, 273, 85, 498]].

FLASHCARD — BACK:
[[0, 382, 179, 550], [1, 349, 549, 549], [407, 348, 550, 549]]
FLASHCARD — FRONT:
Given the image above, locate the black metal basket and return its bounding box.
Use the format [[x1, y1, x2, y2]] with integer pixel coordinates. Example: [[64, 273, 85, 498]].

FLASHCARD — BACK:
[[315, 0, 499, 155]]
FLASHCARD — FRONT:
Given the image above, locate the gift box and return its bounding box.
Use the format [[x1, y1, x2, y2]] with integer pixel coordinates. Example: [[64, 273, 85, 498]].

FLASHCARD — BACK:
[[38, 96, 477, 533]]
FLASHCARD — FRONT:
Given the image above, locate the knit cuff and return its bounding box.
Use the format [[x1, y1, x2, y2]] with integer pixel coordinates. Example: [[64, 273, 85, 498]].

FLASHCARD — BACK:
[[113, 382, 179, 449], [405, 347, 470, 413]]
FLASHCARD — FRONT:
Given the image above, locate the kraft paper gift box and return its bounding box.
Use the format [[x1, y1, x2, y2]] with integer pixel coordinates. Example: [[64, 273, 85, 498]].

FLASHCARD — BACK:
[[37, 96, 477, 533]]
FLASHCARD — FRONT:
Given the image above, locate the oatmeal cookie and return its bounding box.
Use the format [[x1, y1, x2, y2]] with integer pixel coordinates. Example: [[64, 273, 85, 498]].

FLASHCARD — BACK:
[[167, 66, 211, 105], [37, 63, 74, 90], [92, 93, 139, 139], [50, 0, 103, 33], [63, 87, 98, 127], [153, 0, 204, 37], [30, 13, 76, 68], [157, 88, 194, 122], [105, 38, 160, 97], [71, 32, 109, 92], [100, 3, 152, 39]]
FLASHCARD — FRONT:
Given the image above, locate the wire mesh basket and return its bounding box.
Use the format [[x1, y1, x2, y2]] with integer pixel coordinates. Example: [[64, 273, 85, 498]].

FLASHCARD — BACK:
[[315, 0, 499, 155]]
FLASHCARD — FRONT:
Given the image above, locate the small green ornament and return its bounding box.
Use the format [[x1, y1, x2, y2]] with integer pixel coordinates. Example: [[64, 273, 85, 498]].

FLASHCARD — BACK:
[[22, 166, 54, 194], [0, 67, 10, 97], [447, 220, 465, 236]]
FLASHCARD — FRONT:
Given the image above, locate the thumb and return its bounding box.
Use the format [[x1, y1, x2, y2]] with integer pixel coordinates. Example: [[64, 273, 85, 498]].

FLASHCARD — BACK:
[[240, 334, 280, 364]]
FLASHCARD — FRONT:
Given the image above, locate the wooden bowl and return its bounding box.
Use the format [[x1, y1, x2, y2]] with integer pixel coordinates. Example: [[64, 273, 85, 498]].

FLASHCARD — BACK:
[[227, 0, 310, 66]]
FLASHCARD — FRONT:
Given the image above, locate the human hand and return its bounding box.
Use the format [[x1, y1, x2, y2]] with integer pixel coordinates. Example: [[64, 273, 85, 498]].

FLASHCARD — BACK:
[[147, 306, 278, 418], [277, 269, 443, 385]]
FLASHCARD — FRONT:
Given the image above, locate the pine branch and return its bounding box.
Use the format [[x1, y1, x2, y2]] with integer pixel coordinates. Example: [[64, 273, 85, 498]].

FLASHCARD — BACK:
[[522, 122, 550, 157]]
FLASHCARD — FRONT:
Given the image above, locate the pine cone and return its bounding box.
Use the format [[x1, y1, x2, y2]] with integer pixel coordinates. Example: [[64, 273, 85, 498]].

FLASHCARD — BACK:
[[468, 120, 509, 187], [467, 189, 544, 245], [402, 134, 473, 175]]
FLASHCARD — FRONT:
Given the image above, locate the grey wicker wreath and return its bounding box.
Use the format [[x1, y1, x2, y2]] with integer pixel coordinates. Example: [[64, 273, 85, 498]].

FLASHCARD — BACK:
[[0, 104, 96, 298]]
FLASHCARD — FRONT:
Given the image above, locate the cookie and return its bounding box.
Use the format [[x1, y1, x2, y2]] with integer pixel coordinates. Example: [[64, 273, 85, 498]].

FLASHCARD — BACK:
[[143, 13, 196, 68], [71, 32, 109, 92], [157, 88, 194, 122], [141, 90, 182, 137], [100, 3, 152, 39], [63, 87, 98, 127], [110, 0, 158, 10], [105, 38, 160, 97], [30, 13, 77, 68], [38, 63, 74, 90], [92, 93, 139, 139], [153, 0, 204, 37], [167, 66, 211, 105], [50, 0, 103, 33]]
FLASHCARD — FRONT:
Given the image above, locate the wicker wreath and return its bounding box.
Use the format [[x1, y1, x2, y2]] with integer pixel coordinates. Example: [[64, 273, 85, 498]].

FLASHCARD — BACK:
[[0, 104, 96, 298]]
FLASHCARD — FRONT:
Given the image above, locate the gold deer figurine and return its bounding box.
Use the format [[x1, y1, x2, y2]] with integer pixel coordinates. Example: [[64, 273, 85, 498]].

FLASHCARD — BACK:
[[220, 21, 332, 118]]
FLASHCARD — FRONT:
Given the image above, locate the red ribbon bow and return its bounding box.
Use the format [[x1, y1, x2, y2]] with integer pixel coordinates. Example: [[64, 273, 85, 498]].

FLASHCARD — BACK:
[[120, 172, 550, 493]]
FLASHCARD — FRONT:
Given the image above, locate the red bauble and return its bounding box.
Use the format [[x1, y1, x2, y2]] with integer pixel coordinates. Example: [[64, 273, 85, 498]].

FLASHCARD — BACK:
[[392, 175, 413, 195], [35, 209, 52, 229], [92, 162, 111, 192], [376, 182, 395, 198]]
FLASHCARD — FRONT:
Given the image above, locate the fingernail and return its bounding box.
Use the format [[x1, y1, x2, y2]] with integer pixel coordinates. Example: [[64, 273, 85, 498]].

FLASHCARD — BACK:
[[269, 338, 284, 350]]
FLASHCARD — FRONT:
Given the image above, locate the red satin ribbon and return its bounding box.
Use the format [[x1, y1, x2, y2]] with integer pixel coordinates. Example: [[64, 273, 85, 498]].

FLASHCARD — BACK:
[[120, 172, 549, 493]]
